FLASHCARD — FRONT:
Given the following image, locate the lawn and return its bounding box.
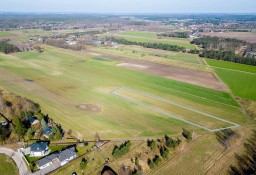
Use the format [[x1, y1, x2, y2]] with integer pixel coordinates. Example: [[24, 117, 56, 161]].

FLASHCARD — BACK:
[[206, 59, 256, 101], [0, 154, 19, 175], [0, 45, 247, 139], [108, 31, 197, 49]]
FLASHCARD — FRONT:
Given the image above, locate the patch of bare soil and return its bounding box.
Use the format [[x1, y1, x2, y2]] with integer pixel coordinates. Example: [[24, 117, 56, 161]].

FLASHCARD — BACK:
[[117, 63, 148, 70], [92, 51, 228, 91], [76, 104, 102, 113], [201, 32, 256, 43]]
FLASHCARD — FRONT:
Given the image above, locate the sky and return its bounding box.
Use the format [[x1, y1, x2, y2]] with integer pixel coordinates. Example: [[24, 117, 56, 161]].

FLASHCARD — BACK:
[[0, 0, 256, 14]]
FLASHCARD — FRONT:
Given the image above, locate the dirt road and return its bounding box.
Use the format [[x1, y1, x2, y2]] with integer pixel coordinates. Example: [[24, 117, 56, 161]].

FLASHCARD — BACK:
[[0, 147, 30, 175]]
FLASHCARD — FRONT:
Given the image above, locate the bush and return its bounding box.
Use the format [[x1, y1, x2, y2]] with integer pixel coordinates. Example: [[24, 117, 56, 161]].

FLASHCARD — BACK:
[[147, 139, 156, 150], [182, 128, 192, 141], [164, 135, 181, 148], [112, 141, 131, 157]]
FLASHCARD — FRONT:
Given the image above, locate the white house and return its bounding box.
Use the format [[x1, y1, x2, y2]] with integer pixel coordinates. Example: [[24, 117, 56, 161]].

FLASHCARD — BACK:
[[30, 142, 50, 157]]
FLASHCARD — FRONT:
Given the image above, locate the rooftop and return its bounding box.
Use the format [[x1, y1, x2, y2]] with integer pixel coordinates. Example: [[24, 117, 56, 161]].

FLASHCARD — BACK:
[[30, 142, 49, 152]]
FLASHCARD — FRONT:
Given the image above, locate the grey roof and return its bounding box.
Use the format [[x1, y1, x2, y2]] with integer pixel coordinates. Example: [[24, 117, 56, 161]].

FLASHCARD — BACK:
[[30, 142, 48, 152], [58, 146, 77, 162], [36, 146, 77, 167], [36, 153, 57, 167]]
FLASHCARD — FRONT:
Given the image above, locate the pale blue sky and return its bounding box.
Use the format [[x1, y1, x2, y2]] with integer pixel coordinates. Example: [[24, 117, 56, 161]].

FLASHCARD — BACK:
[[0, 0, 256, 13]]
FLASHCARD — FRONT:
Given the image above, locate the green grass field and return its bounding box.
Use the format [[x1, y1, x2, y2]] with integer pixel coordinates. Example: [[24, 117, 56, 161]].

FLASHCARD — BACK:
[[0, 31, 12, 37], [0, 46, 247, 139], [206, 59, 256, 101], [109, 31, 197, 49], [0, 154, 19, 175]]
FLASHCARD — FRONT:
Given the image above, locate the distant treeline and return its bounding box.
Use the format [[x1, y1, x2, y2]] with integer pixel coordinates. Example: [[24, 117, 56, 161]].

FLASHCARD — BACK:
[[158, 32, 189, 38], [231, 29, 251, 32], [107, 37, 199, 54], [199, 50, 256, 66], [0, 40, 20, 54], [229, 130, 256, 175], [191, 37, 246, 51]]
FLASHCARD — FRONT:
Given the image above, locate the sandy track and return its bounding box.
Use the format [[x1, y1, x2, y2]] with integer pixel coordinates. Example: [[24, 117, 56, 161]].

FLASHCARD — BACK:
[[91, 51, 228, 91]]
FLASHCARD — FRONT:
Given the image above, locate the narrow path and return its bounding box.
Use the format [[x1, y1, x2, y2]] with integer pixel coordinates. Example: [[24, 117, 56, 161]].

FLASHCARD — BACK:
[[0, 147, 30, 175]]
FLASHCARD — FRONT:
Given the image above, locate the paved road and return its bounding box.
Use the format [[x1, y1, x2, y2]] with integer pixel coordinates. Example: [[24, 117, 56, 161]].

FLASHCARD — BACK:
[[0, 147, 30, 175]]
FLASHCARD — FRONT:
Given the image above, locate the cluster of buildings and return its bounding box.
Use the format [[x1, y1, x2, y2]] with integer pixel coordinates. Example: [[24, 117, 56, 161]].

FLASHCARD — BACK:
[[20, 141, 78, 170]]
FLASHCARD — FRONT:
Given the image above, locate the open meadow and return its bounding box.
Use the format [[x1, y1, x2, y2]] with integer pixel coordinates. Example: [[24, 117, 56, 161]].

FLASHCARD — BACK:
[[0, 45, 248, 140], [206, 59, 256, 101]]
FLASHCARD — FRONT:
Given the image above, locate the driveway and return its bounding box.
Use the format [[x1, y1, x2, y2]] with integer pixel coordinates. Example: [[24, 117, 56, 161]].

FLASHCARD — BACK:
[[0, 147, 30, 175]]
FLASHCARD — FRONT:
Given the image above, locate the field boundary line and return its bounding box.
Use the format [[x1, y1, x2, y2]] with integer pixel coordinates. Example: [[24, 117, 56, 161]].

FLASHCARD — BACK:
[[110, 86, 240, 132], [210, 66, 256, 75]]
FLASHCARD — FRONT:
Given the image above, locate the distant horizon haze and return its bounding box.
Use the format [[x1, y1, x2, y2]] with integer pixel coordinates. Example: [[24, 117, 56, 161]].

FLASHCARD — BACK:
[[0, 0, 255, 13]]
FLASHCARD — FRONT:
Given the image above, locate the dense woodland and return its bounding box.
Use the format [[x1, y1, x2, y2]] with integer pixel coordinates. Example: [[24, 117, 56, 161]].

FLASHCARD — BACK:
[[192, 37, 256, 66], [158, 32, 189, 38], [0, 40, 20, 54], [191, 37, 246, 51]]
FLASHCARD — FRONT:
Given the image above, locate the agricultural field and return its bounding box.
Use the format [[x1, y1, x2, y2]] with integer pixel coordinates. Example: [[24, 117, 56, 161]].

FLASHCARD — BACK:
[[0, 154, 19, 175], [92, 45, 209, 71], [200, 32, 256, 43], [106, 31, 197, 49], [206, 59, 256, 101], [0, 45, 248, 140]]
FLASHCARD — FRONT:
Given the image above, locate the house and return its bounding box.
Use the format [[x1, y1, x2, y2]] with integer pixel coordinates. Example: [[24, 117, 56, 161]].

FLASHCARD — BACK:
[[28, 116, 39, 125], [58, 146, 78, 166], [30, 142, 50, 157], [36, 146, 78, 170], [42, 127, 53, 138], [36, 152, 59, 170]]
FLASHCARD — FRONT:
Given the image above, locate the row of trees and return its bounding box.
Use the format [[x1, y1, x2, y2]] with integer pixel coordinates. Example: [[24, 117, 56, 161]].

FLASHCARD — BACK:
[[112, 140, 132, 158], [158, 32, 189, 38], [106, 37, 187, 52], [199, 50, 256, 66], [0, 40, 20, 54]]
